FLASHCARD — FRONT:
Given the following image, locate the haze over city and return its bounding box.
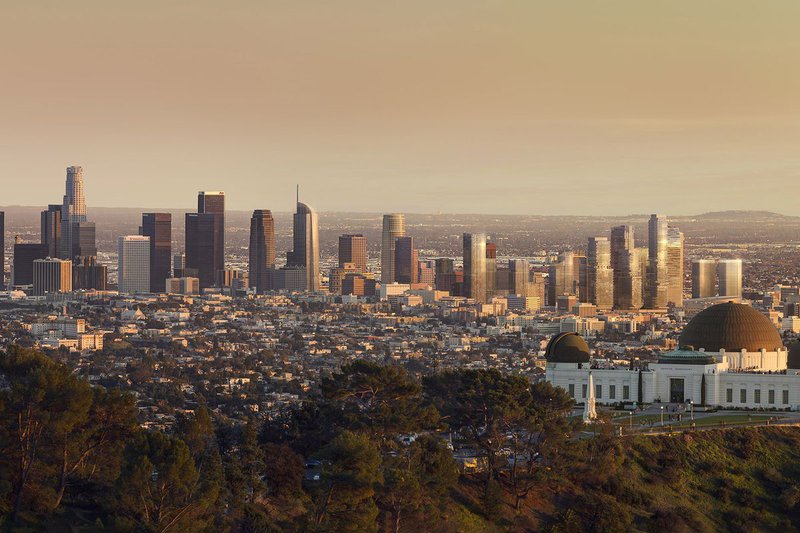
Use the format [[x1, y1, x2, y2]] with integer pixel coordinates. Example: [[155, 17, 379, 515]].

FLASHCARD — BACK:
[[4, 1, 800, 214]]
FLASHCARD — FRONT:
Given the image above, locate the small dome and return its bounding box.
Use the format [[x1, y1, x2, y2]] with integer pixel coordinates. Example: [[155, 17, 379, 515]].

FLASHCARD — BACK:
[[679, 302, 783, 353], [788, 343, 800, 369], [545, 332, 590, 363], [658, 348, 715, 365]]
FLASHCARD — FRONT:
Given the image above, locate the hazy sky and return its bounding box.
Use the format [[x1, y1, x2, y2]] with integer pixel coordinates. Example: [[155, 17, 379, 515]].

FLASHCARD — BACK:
[[2, 1, 800, 215]]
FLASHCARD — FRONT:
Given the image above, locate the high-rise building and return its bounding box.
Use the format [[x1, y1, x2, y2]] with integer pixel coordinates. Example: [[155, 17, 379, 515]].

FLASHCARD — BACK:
[[0, 211, 4, 286], [718, 259, 743, 298], [173, 253, 185, 278], [33, 258, 72, 295], [338, 234, 367, 272], [249, 210, 276, 293], [587, 237, 613, 310], [634, 247, 648, 309], [13, 241, 47, 286], [40, 204, 62, 258], [60, 166, 87, 260], [118, 235, 151, 294], [329, 262, 360, 295], [186, 191, 224, 289], [646, 214, 669, 308], [435, 258, 456, 293], [509, 259, 528, 296], [691, 259, 717, 299], [381, 214, 405, 283], [418, 260, 436, 286], [485, 242, 497, 298], [71, 221, 97, 259], [547, 252, 579, 307], [166, 277, 200, 295], [610, 225, 636, 310], [141, 213, 172, 293], [666, 227, 684, 306], [73, 256, 107, 290], [463, 233, 487, 303], [287, 198, 320, 292], [394, 236, 418, 284]]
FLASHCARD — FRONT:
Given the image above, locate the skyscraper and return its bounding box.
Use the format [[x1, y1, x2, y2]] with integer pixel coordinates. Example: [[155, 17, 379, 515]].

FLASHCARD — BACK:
[[691, 259, 717, 299], [381, 214, 405, 283], [646, 214, 669, 308], [338, 234, 367, 272], [0, 211, 4, 286], [610, 225, 636, 309], [394, 236, 418, 284], [547, 252, 579, 307], [33, 258, 72, 295], [463, 233, 487, 303], [287, 198, 320, 292], [485, 242, 497, 298], [60, 166, 87, 260], [13, 240, 47, 286], [71, 221, 97, 259], [509, 259, 528, 297], [718, 259, 743, 298], [118, 235, 151, 294], [249, 210, 276, 293], [666, 227, 684, 306], [40, 204, 62, 258], [434, 258, 456, 293], [186, 191, 224, 289], [173, 253, 185, 278], [142, 213, 172, 293], [587, 237, 613, 310]]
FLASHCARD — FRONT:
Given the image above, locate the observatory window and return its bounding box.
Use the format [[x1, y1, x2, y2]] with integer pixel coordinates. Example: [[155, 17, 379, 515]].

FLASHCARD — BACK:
[[623, 385, 630, 400], [726, 389, 733, 403], [769, 390, 775, 404], [783, 390, 790, 405], [740, 389, 747, 404], [582, 384, 587, 398], [596, 384, 602, 399], [568, 384, 575, 398], [609, 385, 616, 399], [754, 390, 761, 404]]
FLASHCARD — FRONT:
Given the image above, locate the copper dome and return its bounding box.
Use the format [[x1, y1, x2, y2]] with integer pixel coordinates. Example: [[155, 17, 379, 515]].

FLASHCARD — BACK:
[[679, 302, 783, 353], [545, 332, 590, 363]]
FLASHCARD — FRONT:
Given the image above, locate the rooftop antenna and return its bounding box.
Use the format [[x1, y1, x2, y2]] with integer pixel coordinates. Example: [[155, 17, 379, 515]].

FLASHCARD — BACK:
[[296, 184, 299, 204]]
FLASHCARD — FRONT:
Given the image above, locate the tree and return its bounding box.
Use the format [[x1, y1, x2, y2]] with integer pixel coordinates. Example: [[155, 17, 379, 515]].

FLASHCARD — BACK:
[[313, 431, 382, 532]]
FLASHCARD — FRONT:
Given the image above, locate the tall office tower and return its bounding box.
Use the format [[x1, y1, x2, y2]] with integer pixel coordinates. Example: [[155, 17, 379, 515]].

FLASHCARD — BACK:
[[576, 254, 588, 302], [287, 198, 320, 292], [60, 166, 88, 260], [418, 260, 435, 286], [646, 214, 669, 308], [173, 253, 185, 278], [0, 211, 4, 286], [40, 204, 62, 258], [587, 237, 613, 310], [610, 225, 635, 309], [509, 259, 529, 296], [74, 256, 107, 290], [666, 227, 684, 306], [691, 259, 717, 299], [339, 234, 367, 272], [547, 252, 579, 306], [329, 262, 359, 294], [485, 242, 497, 298], [32, 258, 72, 295], [381, 214, 405, 283], [634, 247, 648, 309], [118, 235, 151, 294], [248, 210, 276, 293], [13, 241, 47, 286], [463, 233, 487, 303], [186, 191, 225, 289], [142, 213, 172, 293], [71, 221, 97, 259], [435, 258, 456, 292], [394, 236, 418, 284], [717, 259, 743, 298]]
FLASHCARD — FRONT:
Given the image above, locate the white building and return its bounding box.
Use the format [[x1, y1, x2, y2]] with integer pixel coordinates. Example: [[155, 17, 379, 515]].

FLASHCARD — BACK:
[[118, 235, 150, 294], [546, 303, 800, 410]]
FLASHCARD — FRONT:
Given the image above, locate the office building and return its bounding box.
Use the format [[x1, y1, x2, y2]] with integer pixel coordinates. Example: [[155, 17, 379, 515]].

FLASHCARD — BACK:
[[166, 277, 200, 295], [141, 213, 172, 293], [186, 191, 224, 289], [287, 198, 320, 292], [587, 237, 613, 310], [73, 256, 107, 290], [40, 204, 62, 258], [173, 253, 185, 278], [463, 233, 487, 303], [610, 225, 636, 310], [692, 259, 717, 299], [13, 241, 47, 286], [509, 259, 528, 296], [339, 234, 367, 272], [486, 242, 497, 298], [666, 227, 684, 306], [33, 258, 72, 295], [249, 210, 276, 293], [381, 214, 405, 283], [418, 260, 435, 286], [547, 252, 579, 307], [646, 214, 669, 308], [71, 221, 97, 260], [0, 211, 4, 286], [271, 266, 307, 292], [330, 263, 360, 295], [118, 235, 150, 294], [718, 259, 743, 298], [394, 236, 418, 284], [435, 258, 457, 293], [60, 166, 88, 260]]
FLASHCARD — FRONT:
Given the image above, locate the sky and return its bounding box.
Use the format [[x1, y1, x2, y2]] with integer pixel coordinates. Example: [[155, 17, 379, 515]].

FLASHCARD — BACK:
[[2, 0, 800, 215]]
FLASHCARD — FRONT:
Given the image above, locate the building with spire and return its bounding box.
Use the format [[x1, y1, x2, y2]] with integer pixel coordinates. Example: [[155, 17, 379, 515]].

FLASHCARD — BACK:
[[287, 187, 320, 292], [60, 166, 87, 260]]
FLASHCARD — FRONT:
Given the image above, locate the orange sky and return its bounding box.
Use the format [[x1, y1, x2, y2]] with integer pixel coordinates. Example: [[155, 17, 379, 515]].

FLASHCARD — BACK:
[[2, 1, 800, 214]]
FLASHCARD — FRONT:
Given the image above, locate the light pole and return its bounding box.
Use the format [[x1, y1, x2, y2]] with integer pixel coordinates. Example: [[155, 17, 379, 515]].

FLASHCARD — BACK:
[[629, 411, 633, 429], [689, 400, 694, 421], [660, 405, 664, 426]]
